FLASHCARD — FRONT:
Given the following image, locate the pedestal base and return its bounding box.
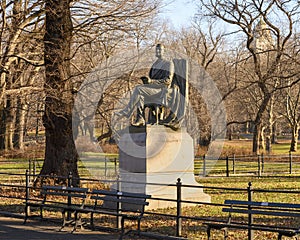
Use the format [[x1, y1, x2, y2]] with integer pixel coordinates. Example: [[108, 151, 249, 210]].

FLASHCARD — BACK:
[[116, 125, 210, 209]]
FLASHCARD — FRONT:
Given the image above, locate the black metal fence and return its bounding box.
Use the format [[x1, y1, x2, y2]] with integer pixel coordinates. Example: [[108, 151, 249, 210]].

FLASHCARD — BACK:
[[19, 153, 300, 181], [0, 171, 299, 239], [197, 153, 300, 177]]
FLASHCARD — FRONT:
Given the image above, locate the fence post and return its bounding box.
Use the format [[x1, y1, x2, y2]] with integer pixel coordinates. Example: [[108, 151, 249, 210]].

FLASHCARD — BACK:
[[176, 178, 182, 237], [104, 157, 107, 179], [114, 158, 117, 176], [67, 172, 72, 220], [68, 172, 73, 187], [202, 155, 206, 176], [232, 154, 236, 175], [25, 170, 30, 217], [247, 182, 253, 240], [257, 155, 261, 177], [33, 159, 36, 177], [289, 151, 293, 174], [226, 156, 229, 177], [28, 160, 31, 183], [116, 175, 122, 229], [261, 153, 264, 174]]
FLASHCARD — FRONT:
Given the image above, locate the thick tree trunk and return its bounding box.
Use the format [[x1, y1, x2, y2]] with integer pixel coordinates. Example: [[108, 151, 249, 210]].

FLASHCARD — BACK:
[[252, 90, 271, 154], [42, 112, 79, 179], [40, 0, 79, 184]]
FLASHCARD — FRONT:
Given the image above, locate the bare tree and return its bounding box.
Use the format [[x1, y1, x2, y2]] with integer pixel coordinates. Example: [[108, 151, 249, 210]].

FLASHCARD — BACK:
[[278, 33, 300, 152], [69, 0, 161, 143], [179, 17, 224, 70], [39, 0, 161, 179], [0, 0, 44, 150], [39, 0, 81, 183], [198, 0, 300, 153]]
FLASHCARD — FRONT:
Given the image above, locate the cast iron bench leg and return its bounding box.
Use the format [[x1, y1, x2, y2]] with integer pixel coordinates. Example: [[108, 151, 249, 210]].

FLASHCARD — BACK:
[[137, 217, 142, 236], [119, 216, 125, 240], [207, 225, 211, 240], [90, 212, 95, 230], [223, 227, 228, 240]]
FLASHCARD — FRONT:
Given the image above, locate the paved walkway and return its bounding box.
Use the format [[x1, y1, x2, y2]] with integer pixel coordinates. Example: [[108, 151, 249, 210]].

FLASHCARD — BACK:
[[0, 216, 122, 240]]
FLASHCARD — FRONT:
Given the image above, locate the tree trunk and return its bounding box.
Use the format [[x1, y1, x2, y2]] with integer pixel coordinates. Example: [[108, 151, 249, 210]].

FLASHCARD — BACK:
[[252, 123, 261, 154], [266, 136, 271, 153], [14, 97, 27, 149], [5, 96, 16, 150], [272, 122, 277, 144], [290, 125, 298, 152], [40, 0, 79, 184], [0, 107, 6, 150], [266, 96, 274, 153], [252, 92, 271, 154], [260, 126, 266, 152]]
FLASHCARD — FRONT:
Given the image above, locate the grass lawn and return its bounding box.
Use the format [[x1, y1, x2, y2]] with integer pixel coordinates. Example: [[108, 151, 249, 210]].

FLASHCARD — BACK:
[[220, 139, 300, 155]]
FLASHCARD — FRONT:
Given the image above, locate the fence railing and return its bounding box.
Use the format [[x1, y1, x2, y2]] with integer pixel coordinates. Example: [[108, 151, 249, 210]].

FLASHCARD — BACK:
[[0, 171, 299, 239], [196, 153, 300, 177], [2, 153, 300, 184]]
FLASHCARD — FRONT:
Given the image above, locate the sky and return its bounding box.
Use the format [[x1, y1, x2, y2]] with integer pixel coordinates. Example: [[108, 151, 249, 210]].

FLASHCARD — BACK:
[[161, 0, 198, 29]]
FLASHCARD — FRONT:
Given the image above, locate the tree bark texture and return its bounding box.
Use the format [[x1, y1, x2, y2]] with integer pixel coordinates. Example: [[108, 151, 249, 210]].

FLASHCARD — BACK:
[[290, 126, 298, 152], [14, 97, 27, 150], [40, 0, 79, 184]]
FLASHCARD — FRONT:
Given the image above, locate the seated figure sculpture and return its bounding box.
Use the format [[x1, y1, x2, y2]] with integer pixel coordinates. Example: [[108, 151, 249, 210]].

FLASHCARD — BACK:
[[115, 44, 185, 130]]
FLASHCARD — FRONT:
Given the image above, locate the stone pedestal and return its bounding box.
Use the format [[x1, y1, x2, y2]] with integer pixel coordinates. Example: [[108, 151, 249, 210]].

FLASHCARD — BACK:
[[115, 125, 210, 209]]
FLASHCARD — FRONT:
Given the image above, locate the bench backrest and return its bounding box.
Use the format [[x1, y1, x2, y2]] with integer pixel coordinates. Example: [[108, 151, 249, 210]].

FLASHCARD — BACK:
[[42, 185, 88, 205], [223, 199, 300, 218], [91, 189, 150, 213], [225, 200, 300, 209]]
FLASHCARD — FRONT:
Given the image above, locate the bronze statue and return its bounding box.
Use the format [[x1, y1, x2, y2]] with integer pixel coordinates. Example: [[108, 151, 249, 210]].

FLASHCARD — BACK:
[[115, 44, 186, 130]]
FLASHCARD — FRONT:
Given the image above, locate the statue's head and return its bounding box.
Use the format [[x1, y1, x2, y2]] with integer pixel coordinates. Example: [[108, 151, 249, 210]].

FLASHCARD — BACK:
[[155, 43, 165, 59]]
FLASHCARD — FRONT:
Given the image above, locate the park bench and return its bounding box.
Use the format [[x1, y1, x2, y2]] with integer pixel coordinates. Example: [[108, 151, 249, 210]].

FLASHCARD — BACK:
[[73, 189, 151, 239], [24, 185, 88, 230], [204, 199, 300, 240]]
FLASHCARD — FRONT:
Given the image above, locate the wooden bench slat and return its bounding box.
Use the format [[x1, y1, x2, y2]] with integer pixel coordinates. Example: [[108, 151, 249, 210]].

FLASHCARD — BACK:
[[223, 207, 300, 218], [225, 200, 300, 209], [91, 195, 149, 206], [91, 189, 150, 199], [206, 222, 299, 234], [41, 191, 87, 198], [43, 186, 88, 192]]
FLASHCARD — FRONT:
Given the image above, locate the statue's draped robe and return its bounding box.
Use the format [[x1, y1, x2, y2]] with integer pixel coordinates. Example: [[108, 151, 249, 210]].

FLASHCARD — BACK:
[[122, 57, 184, 122]]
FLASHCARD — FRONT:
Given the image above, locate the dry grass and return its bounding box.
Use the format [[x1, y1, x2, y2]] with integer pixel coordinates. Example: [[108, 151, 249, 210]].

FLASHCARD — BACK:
[[0, 139, 299, 239]]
